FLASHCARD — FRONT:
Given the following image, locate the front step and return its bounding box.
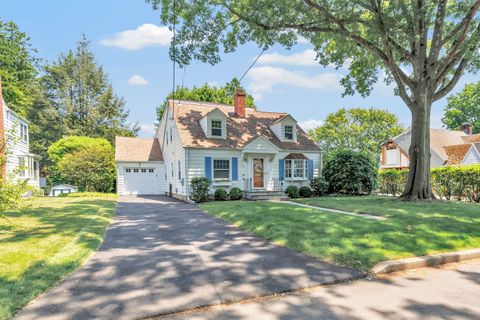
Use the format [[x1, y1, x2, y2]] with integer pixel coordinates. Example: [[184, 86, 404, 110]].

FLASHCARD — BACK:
[[244, 191, 289, 201]]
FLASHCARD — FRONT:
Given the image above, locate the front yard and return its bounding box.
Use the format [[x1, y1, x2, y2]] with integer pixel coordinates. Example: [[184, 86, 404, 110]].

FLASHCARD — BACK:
[[200, 196, 480, 271], [0, 194, 116, 320]]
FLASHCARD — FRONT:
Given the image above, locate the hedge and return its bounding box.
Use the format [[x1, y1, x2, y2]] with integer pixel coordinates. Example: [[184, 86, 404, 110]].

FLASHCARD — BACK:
[[378, 164, 480, 202]]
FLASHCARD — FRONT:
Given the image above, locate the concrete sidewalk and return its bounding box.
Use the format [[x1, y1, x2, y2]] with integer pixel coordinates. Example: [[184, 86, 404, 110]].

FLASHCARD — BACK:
[[164, 261, 480, 320], [16, 196, 363, 320]]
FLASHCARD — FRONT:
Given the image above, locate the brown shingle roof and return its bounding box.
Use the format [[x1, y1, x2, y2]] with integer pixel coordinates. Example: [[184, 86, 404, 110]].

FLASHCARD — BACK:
[[463, 133, 480, 143], [430, 129, 467, 160], [170, 100, 320, 151], [444, 144, 471, 165], [115, 136, 163, 162]]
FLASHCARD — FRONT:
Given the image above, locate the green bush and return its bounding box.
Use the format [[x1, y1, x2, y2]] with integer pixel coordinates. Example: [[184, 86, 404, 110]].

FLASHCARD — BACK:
[[378, 169, 408, 196], [324, 150, 377, 195], [0, 180, 30, 212], [310, 177, 329, 196], [214, 188, 228, 201], [191, 177, 211, 203], [285, 185, 299, 198], [229, 187, 243, 200], [432, 165, 480, 202], [299, 186, 312, 198]]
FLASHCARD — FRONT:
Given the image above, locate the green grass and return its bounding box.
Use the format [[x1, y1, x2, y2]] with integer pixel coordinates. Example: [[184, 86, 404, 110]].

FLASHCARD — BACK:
[[0, 195, 117, 320], [200, 196, 480, 271]]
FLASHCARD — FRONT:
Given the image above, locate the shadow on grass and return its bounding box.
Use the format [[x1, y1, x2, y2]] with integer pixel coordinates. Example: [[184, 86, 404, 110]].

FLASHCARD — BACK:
[[0, 198, 115, 320]]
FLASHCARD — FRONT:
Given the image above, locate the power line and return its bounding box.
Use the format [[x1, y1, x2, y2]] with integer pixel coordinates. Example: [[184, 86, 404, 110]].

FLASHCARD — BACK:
[[238, 48, 266, 83]]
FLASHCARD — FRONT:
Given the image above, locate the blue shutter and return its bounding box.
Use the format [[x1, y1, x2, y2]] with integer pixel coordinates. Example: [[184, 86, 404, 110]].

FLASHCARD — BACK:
[[205, 157, 212, 179], [232, 157, 238, 181], [279, 159, 285, 180], [308, 159, 314, 180]]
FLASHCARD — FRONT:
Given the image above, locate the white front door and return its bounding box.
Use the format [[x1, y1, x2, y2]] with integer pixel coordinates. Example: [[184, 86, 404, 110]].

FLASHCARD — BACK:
[[123, 167, 160, 195]]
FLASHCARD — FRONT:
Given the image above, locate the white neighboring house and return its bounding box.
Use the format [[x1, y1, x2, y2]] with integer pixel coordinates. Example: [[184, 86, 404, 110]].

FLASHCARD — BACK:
[[115, 91, 322, 200], [49, 184, 78, 197], [1, 98, 41, 188]]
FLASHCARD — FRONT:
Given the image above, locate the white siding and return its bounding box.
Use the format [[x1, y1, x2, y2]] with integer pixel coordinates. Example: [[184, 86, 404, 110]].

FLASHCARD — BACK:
[[462, 145, 480, 165], [3, 104, 40, 188], [116, 162, 166, 195]]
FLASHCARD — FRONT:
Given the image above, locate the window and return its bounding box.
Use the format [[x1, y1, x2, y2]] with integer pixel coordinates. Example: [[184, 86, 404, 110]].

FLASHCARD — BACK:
[[126, 168, 132, 173], [149, 168, 155, 173], [18, 157, 26, 177], [171, 162, 174, 178], [284, 125, 293, 140], [133, 168, 139, 173], [213, 159, 230, 180], [20, 123, 28, 142], [178, 160, 181, 180], [211, 120, 222, 137], [284, 160, 308, 179], [141, 168, 147, 173], [169, 126, 173, 142]]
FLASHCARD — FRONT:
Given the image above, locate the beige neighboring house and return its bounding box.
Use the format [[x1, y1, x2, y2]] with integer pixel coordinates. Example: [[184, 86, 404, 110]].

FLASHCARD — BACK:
[[381, 124, 480, 169], [0, 80, 41, 188], [115, 91, 322, 199]]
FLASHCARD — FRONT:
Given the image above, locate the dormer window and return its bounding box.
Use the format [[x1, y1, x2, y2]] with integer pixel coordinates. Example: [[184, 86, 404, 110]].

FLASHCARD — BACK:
[[211, 120, 222, 137], [284, 125, 293, 140]]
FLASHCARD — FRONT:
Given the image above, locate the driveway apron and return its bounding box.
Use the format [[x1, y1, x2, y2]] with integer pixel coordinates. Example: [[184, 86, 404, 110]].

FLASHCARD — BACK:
[[16, 196, 364, 320]]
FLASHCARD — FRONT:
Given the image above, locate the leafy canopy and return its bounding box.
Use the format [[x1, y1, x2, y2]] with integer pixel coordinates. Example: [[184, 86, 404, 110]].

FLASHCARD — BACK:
[[48, 136, 112, 164], [157, 77, 255, 121], [0, 18, 39, 115], [442, 82, 480, 133], [310, 108, 404, 159]]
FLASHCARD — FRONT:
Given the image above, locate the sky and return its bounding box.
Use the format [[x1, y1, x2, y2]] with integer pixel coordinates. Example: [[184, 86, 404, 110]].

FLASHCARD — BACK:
[[1, 0, 478, 137]]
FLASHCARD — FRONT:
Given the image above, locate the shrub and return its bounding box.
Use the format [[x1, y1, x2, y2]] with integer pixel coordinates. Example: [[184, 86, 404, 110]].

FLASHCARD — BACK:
[[299, 186, 312, 198], [0, 180, 30, 213], [191, 177, 211, 203], [324, 150, 377, 195], [214, 188, 228, 201], [310, 177, 329, 196], [57, 144, 115, 192], [431, 165, 480, 202], [378, 169, 408, 196], [285, 185, 299, 198], [229, 187, 243, 200]]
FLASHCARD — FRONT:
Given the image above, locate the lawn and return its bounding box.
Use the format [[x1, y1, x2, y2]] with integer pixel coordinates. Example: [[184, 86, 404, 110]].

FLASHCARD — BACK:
[[200, 196, 480, 272], [0, 194, 116, 320]]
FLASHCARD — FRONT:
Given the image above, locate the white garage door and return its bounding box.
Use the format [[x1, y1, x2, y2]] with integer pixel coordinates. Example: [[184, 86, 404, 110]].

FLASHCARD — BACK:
[[123, 167, 161, 195]]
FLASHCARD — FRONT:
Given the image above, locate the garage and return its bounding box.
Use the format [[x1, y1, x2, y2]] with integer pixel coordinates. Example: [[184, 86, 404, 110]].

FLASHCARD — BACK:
[[115, 137, 166, 195]]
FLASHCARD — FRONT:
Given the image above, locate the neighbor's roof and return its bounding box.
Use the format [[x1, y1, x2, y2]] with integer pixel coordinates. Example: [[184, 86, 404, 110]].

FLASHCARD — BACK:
[[169, 100, 320, 151], [444, 144, 471, 165], [115, 136, 163, 162], [463, 133, 480, 143]]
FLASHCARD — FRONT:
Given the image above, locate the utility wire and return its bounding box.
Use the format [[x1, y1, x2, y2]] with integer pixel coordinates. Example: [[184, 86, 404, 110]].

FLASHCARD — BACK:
[[238, 48, 266, 83]]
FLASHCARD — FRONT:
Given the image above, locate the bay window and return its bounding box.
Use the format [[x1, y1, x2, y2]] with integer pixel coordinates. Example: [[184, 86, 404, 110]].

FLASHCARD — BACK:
[[284, 159, 308, 180]]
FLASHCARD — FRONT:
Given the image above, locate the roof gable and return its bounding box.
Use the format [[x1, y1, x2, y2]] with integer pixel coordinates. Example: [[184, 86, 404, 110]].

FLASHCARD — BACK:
[[243, 135, 280, 153]]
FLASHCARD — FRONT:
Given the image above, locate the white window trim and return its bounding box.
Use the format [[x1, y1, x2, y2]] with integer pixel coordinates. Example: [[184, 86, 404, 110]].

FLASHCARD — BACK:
[[212, 158, 231, 182], [284, 125, 294, 141], [284, 159, 308, 181], [210, 119, 223, 138]]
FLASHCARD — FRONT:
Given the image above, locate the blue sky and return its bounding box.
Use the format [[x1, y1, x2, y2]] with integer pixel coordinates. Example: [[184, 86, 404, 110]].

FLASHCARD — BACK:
[[2, 0, 477, 137]]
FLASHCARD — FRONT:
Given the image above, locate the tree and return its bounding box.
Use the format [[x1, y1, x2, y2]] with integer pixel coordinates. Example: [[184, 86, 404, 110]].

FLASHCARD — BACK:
[[157, 78, 256, 121], [41, 35, 139, 144], [147, 0, 480, 200], [0, 19, 39, 115], [48, 136, 115, 191], [442, 82, 480, 133], [310, 108, 404, 160]]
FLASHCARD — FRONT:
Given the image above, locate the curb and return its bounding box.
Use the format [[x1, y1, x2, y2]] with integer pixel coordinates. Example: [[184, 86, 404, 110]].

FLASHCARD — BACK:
[[372, 248, 480, 274]]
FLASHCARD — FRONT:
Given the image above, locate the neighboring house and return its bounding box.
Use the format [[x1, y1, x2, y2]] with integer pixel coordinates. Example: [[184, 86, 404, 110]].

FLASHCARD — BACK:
[[0, 82, 41, 188], [115, 91, 322, 199], [381, 124, 480, 169]]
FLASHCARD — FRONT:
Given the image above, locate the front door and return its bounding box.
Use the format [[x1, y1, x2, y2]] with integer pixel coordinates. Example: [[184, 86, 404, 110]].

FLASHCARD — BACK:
[[253, 158, 264, 188]]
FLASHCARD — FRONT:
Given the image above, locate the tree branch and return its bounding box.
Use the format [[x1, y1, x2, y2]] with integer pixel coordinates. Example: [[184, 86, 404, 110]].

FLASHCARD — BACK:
[[428, 0, 448, 66]]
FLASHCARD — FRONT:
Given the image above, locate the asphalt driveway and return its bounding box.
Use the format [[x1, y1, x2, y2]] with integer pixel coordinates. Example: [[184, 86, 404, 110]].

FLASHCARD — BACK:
[[16, 196, 363, 320]]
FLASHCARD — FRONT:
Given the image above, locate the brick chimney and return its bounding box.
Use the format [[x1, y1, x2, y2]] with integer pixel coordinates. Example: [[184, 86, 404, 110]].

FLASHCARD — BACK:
[[234, 89, 246, 118], [0, 77, 6, 182], [461, 122, 473, 135]]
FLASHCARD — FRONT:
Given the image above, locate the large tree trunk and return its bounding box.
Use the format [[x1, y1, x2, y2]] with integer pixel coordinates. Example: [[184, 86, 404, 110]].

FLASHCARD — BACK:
[[401, 95, 434, 200]]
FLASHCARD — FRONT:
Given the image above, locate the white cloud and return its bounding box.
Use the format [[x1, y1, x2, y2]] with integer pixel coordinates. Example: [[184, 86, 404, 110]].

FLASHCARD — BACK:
[[101, 24, 172, 50], [128, 75, 149, 86], [258, 49, 318, 66], [299, 119, 323, 131], [247, 66, 340, 97], [139, 123, 157, 137]]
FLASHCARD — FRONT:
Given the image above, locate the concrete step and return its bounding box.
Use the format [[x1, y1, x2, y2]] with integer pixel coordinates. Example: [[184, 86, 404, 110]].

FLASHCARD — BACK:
[[244, 191, 289, 201]]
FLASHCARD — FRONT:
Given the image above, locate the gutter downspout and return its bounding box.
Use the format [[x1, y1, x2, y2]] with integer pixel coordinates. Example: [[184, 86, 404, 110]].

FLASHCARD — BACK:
[[184, 147, 194, 203]]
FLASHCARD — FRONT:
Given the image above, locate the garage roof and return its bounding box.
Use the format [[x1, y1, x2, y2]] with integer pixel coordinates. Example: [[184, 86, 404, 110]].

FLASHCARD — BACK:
[[115, 136, 163, 162]]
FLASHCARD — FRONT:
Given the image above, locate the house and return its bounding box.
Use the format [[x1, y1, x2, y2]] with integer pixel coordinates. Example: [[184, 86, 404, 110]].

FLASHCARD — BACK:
[[115, 91, 322, 199], [0, 80, 41, 188], [381, 124, 480, 169]]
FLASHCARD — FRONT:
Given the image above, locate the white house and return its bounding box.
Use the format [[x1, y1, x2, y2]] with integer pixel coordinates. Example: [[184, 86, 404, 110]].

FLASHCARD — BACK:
[[381, 124, 480, 169], [0, 83, 41, 188], [115, 91, 322, 199]]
